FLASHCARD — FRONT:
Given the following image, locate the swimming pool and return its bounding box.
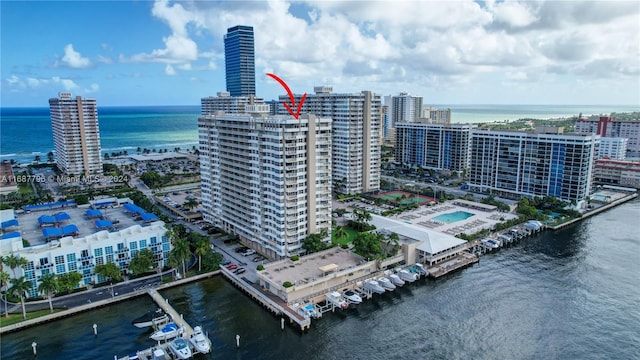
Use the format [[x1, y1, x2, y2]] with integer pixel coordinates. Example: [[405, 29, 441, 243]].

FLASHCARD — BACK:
[[432, 211, 475, 224]]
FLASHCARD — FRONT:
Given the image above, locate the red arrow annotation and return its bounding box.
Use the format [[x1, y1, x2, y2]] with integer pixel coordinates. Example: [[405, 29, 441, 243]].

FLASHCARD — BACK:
[[266, 73, 307, 120]]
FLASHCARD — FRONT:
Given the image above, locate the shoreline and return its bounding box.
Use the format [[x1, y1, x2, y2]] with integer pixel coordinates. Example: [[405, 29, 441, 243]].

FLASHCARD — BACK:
[[3, 193, 638, 334], [0, 271, 220, 335]]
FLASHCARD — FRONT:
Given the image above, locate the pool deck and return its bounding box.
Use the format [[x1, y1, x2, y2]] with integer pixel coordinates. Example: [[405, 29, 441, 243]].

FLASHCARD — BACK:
[[389, 202, 519, 236]]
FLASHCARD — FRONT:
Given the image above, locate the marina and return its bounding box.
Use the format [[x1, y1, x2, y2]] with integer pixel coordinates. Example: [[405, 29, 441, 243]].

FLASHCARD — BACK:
[[115, 289, 212, 360]]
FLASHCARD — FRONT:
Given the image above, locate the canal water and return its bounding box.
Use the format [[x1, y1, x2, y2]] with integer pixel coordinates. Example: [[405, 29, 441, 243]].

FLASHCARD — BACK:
[[2, 199, 639, 359]]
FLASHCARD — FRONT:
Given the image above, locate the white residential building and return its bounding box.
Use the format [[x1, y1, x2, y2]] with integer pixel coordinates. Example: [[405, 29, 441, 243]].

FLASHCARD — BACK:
[[575, 116, 640, 153], [597, 137, 628, 160], [0, 199, 170, 298], [395, 122, 475, 172], [201, 91, 264, 115], [422, 107, 452, 124], [49, 92, 103, 177], [468, 129, 599, 204], [278, 86, 381, 194], [198, 108, 332, 258]]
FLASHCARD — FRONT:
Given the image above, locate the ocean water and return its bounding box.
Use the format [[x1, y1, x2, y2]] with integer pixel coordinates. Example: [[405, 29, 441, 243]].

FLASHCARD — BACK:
[[1, 104, 638, 165], [0, 106, 200, 165], [1, 199, 638, 359]]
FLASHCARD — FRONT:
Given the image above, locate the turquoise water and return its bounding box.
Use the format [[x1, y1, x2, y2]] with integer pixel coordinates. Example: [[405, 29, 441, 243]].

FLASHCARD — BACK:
[[433, 211, 475, 223]]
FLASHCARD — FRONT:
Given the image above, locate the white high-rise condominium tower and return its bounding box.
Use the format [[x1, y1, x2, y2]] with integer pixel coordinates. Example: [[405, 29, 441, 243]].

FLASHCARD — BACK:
[[278, 86, 381, 194], [49, 92, 103, 177], [198, 106, 332, 258]]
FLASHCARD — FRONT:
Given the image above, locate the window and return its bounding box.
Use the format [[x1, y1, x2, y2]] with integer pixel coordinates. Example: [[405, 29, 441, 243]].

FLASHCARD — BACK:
[[140, 240, 147, 249], [105, 246, 113, 255], [55, 255, 65, 265], [151, 236, 157, 244], [66, 253, 76, 263], [117, 243, 125, 251], [106, 254, 114, 263], [39, 258, 49, 266], [81, 250, 89, 258], [94, 248, 103, 257], [56, 264, 65, 274]]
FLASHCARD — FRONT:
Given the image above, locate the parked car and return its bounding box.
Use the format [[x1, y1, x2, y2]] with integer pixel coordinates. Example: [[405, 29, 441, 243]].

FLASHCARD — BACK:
[[222, 260, 232, 266], [233, 268, 246, 275], [242, 249, 256, 256], [235, 247, 249, 253], [252, 255, 265, 262], [226, 264, 238, 271]]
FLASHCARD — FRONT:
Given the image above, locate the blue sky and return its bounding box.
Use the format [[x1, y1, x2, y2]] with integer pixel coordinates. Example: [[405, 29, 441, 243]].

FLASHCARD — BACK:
[[2, 0, 639, 107]]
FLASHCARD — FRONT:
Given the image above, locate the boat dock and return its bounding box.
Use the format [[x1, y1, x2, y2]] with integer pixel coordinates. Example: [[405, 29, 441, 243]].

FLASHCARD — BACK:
[[115, 289, 212, 360], [220, 267, 311, 331]]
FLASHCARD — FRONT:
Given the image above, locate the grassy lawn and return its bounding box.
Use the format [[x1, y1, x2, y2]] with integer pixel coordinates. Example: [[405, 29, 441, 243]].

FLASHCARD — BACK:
[[332, 226, 359, 246], [0, 309, 61, 328]]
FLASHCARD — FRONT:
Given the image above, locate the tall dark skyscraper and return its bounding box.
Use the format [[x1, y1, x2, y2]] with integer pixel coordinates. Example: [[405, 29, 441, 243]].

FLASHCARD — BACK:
[[224, 25, 256, 97]]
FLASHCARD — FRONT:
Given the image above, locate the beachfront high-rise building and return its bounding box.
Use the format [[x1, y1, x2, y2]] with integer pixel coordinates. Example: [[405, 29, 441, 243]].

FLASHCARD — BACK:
[[597, 137, 628, 160], [278, 86, 381, 194], [468, 129, 599, 204], [201, 91, 264, 115], [395, 122, 474, 172], [422, 107, 452, 124], [198, 107, 332, 258], [575, 116, 640, 153], [49, 92, 103, 177], [224, 25, 256, 97], [384, 93, 423, 126]]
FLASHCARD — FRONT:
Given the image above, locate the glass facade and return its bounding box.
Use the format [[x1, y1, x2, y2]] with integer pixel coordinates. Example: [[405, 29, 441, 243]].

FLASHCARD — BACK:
[[224, 25, 255, 97]]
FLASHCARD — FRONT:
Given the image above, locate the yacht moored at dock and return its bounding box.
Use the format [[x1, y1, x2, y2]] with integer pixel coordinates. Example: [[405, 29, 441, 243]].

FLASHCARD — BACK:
[[131, 308, 169, 329], [342, 289, 363, 304], [389, 273, 405, 287], [364, 280, 386, 294], [325, 292, 349, 309], [398, 269, 419, 282], [189, 326, 212, 354], [378, 277, 396, 290], [167, 337, 192, 360]]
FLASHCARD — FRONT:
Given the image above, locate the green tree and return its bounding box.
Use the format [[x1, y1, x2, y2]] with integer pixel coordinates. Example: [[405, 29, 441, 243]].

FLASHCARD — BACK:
[[9, 276, 32, 319], [334, 226, 348, 243], [200, 251, 223, 272], [352, 232, 385, 261], [168, 229, 191, 277], [37, 273, 58, 313], [140, 170, 164, 191], [385, 232, 400, 256], [57, 272, 82, 294], [94, 262, 122, 283], [128, 248, 156, 276], [194, 236, 210, 272], [183, 198, 198, 212], [47, 151, 54, 163], [0, 270, 10, 317], [3, 254, 28, 278], [302, 229, 329, 255]]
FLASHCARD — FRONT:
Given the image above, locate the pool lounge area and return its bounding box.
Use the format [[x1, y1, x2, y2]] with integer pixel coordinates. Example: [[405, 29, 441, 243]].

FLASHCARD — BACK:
[[432, 211, 475, 224]]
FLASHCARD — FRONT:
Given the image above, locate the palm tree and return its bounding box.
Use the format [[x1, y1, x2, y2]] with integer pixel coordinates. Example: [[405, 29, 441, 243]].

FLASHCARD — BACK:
[[183, 198, 198, 212], [37, 273, 58, 313], [9, 276, 32, 319], [168, 233, 190, 277], [334, 226, 348, 243], [3, 254, 27, 278], [194, 237, 210, 272], [0, 270, 10, 318], [47, 151, 55, 163]]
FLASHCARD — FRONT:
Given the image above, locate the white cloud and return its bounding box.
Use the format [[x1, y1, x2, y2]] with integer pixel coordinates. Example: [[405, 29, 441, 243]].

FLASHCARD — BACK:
[[62, 44, 92, 68], [165, 64, 176, 75], [84, 83, 100, 93]]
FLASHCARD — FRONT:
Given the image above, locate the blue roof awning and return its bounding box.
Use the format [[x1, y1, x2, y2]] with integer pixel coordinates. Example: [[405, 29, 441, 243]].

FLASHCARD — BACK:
[[1, 219, 19, 229], [38, 215, 56, 226], [42, 228, 62, 238], [140, 213, 159, 222], [86, 209, 103, 218], [124, 203, 144, 214], [61, 224, 79, 236], [95, 219, 113, 229], [55, 212, 71, 222], [1, 231, 21, 239]]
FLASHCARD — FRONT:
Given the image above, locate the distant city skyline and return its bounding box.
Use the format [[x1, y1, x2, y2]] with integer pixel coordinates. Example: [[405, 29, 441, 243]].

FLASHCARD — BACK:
[[1, 1, 639, 107]]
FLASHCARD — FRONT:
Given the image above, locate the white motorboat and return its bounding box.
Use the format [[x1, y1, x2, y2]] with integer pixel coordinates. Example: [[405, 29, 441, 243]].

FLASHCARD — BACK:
[[364, 280, 386, 294], [342, 289, 362, 304], [389, 273, 405, 287], [131, 308, 169, 328], [168, 337, 192, 360], [150, 322, 183, 341], [325, 291, 349, 309], [413, 263, 428, 276], [378, 277, 396, 290], [398, 269, 419, 282], [189, 326, 212, 354], [297, 304, 318, 319]]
